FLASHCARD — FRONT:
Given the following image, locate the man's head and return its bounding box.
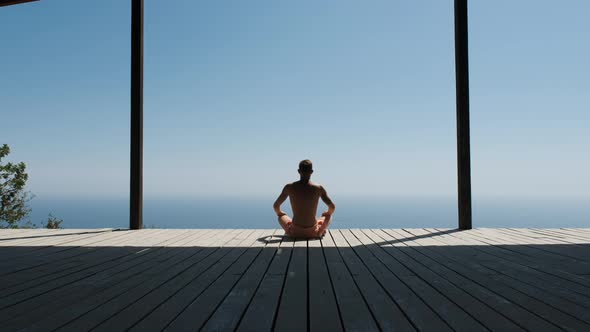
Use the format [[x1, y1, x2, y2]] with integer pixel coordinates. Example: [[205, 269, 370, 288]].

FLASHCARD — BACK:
[[298, 159, 313, 178]]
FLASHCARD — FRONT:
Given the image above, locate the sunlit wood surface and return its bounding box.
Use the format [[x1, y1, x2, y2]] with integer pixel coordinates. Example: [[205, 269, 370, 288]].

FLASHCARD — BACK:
[[1, 228, 590, 331]]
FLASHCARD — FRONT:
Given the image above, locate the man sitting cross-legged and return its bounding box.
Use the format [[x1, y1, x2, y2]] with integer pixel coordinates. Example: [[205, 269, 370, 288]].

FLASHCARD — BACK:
[[273, 159, 336, 238]]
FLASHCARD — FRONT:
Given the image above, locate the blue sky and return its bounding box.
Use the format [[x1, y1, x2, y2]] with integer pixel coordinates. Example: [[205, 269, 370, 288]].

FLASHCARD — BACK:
[[1, 0, 588, 200]]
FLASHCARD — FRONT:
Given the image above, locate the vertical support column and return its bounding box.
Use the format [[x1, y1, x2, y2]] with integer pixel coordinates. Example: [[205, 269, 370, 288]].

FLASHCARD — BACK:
[[454, 0, 472, 230], [130, 0, 143, 230]]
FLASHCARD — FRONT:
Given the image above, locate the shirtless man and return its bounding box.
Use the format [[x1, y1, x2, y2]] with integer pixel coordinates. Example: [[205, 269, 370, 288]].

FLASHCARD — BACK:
[[273, 159, 336, 238]]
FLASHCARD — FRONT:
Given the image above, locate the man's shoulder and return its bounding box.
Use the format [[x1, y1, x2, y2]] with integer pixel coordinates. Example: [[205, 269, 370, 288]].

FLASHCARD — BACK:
[[310, 181, 324, 190]]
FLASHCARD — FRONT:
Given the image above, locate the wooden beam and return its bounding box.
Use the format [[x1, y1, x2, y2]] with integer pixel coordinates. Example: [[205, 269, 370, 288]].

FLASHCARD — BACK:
[[0, 0, 38, 7], [454, 0, 472, 230], [130, 0, 143, 230]]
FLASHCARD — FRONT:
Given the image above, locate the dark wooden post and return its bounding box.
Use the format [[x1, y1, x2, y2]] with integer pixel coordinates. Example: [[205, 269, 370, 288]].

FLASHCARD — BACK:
[[130, 0, 143, 230], [454, 0, 472, 230]]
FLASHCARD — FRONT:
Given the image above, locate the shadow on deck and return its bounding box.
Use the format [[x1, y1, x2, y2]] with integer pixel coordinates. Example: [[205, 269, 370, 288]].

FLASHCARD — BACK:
[[1, 228, 590, 331]]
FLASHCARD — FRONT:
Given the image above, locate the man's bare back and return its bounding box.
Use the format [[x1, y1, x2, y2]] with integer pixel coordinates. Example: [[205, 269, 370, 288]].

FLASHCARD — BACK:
[[273, 159, 335, 238]]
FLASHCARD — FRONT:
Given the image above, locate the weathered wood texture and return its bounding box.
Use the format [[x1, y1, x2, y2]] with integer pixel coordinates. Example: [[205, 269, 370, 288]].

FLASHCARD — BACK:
[[1, 228, 589, 331]]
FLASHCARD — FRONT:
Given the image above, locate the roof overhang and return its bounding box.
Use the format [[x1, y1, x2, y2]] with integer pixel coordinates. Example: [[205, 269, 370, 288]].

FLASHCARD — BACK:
[[0, 0, 39, 7]]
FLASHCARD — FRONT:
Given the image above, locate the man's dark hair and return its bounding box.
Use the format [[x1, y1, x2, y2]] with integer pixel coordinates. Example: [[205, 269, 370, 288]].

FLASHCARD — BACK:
[[299, 159, 313, 172]]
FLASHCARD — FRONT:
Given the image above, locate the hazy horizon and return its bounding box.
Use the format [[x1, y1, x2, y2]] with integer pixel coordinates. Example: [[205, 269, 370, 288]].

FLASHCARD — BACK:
[[21, 193, 590, 201], [25, 195, 589, 229]]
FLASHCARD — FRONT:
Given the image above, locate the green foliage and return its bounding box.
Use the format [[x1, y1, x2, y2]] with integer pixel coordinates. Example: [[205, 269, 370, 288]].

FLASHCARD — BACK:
[[45, 213, 63, 229], [0, 144, 65, 229], [0, 144, 33, 228]]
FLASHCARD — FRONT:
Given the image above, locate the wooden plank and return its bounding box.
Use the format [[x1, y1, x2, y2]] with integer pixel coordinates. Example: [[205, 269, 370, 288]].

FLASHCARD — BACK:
[[90, 230, 265, 332], [18, 230, 214, 332], [3, 228, 590, 332], [466, 229, 590, 289], [0, 231, 169, 315], [446, 229, 590, 298], [437, 228, 590, 304], [0, 229, 53, 240], [331, 230, 420, 331], [56, 229, 246, 332], [0, 230, 166, 278], [494, 228, 590, 263], [373, 228, 549, 331], [2, 230, 214, 331], [0, 230, 170, 289], [319, 230, 379, 331], [236, 234, 294, 332], [0, 229, 115, 248], [503, 228, 590, 245], [0, 232, 124, 267], [343, 229, 480, 331], [273, 237, 308, 332], [466, 228, 581, 265], [381, 229, 563, 332], [483, 270, 590, 323], [307, 236, 342, 332], [448, 233, 590, 304], [526, 228, 590, 242], [355, 229, 523, 331], [443, 230, 590, 321], [135, 230, 276, 331], [468, 229, 590, 276], [408, 229, 590, 331], [0, 230, 180, 314], [562, 228, 590, 236], [0, 229, 112, 243], [0, 230, 131, 269], [199, 230, 284, 332], [1, 233, 192, 290]]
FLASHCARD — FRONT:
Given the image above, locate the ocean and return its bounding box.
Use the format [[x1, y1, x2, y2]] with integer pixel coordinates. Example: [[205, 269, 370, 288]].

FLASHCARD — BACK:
[[25, 196, 588, 229]]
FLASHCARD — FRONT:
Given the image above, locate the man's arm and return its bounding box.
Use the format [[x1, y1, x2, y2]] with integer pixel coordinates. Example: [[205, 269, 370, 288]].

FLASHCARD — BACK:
[[320, 185, 336, 216], [273, 184, 290, 216]]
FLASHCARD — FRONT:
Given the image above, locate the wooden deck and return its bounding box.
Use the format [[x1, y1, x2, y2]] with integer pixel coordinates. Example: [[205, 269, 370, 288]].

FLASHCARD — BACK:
[[1, 228, 590, 331]]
